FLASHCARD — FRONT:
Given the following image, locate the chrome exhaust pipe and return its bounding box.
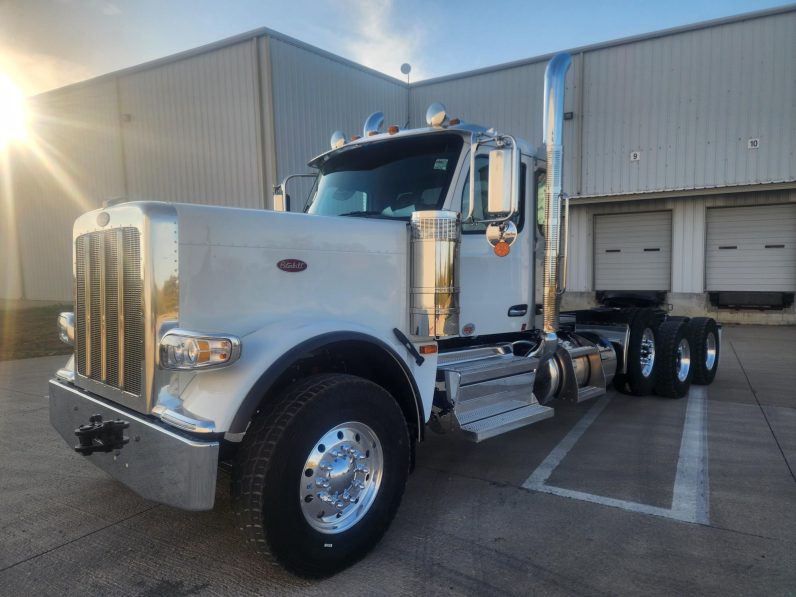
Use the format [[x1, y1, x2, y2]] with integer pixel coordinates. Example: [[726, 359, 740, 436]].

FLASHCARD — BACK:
[[541, 52, 572, 336]]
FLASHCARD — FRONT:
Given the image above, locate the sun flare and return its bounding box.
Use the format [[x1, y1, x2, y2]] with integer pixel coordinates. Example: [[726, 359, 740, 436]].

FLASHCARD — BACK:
[[0, 74, 28, 150]]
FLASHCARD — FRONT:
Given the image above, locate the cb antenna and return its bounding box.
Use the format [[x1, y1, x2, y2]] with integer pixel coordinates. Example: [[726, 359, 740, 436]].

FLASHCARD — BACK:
[[401, 63, 412, 127], [400, 62, 412, 84]]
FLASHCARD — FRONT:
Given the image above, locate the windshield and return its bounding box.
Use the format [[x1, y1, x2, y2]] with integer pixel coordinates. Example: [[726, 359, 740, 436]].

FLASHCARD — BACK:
[[306, 133, 463, 219]]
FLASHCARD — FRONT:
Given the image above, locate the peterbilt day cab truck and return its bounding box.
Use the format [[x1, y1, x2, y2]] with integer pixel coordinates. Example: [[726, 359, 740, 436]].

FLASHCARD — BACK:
[[48, 53, 720, 577]]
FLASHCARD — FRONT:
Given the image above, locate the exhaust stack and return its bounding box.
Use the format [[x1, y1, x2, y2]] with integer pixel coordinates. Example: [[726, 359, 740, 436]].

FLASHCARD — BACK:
[[542, 52, 572, 335]]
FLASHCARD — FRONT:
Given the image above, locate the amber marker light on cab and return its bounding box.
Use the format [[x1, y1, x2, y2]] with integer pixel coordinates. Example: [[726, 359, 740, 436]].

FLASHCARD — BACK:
[[494, 241, 510, 257]]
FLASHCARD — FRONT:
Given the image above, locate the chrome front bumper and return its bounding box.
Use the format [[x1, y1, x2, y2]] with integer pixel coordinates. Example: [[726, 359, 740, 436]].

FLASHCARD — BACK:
[[49, 379, 219, 511]]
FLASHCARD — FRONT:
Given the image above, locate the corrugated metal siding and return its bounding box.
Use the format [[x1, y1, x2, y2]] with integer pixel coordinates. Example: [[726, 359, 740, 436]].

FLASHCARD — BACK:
[[119, 41, 263, 208], [0, 158, 23, 299], [10, 81, 125, 301], [567, 188, 796, 293], [594, 211, 672, 290], [566, 205, 591, 293], [270, 37, 408, 210], [410, 11, 795, 199], [706, 204, 796, 291], [581, 11, 796, 197]]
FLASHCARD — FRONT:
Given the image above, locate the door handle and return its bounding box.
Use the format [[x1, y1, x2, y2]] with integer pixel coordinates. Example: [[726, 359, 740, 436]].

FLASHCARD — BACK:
[[508, 304, 528, 317]]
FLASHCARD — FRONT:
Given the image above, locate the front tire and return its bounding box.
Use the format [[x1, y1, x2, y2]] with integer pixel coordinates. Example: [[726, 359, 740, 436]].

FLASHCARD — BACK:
[[233, 374, 410, 578]]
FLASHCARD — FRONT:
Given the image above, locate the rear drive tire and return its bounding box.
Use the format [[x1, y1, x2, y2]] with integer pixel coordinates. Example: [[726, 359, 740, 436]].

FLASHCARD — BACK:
[[233, 374, 410, 578], [654, 320, 693, 399], [686, 317, 720, 385], [617, 308, 659, 396]]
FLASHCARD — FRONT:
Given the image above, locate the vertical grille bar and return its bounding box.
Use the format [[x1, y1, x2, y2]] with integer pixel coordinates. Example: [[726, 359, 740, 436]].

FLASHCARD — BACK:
[[84, 237, 94, 377], [99, 232, 107, 382], [88, 235, 102, 380], [122, 228, 143, 395], [104, 230, 121, 387], [116, 230, 125, 389], [75, 237, 88, 375]]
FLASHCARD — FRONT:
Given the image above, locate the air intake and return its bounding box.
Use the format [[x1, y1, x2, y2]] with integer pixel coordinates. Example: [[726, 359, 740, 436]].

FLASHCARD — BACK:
[[409, 211, 461, 337]]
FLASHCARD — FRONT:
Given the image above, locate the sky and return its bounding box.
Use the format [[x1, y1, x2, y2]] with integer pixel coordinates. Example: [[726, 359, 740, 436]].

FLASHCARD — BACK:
[[0, 0, 791, 97]]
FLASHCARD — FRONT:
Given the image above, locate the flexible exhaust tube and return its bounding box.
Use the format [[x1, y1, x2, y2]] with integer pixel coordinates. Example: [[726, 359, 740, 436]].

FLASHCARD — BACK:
[[542, 52, 572, 335]]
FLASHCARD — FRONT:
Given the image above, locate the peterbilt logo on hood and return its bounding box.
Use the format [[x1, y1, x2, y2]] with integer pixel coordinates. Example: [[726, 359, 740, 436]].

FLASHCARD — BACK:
[[277, 259, 307, 272]]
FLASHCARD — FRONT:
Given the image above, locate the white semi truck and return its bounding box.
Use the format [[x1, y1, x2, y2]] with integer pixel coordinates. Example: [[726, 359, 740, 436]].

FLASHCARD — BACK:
[[48, 53, 720, 577]]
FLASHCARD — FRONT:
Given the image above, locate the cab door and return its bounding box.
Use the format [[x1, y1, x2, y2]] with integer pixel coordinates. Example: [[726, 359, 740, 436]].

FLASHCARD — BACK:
[[455, 152, 535, 337]]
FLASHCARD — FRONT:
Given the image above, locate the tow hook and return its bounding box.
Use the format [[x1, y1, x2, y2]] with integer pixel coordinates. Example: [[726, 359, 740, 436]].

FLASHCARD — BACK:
[[74, 414, 130, 455]]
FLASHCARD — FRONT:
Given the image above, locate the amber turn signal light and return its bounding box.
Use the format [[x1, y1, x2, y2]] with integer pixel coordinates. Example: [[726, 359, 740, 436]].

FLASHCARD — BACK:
[[494, 241, 510, 257]]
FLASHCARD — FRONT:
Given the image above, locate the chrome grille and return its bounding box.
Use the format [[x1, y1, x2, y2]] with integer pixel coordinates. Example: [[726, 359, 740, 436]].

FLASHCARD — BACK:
[[75, 228, 143, 395]]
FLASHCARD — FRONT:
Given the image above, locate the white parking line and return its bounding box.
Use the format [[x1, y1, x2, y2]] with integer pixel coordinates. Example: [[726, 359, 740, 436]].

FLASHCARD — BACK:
[[671, 385, 710, 524], [523, 394, 612, 488], [522, 387, 710, 525]]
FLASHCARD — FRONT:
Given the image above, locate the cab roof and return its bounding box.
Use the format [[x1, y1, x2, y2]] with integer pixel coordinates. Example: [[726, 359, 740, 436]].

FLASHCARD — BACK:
[[308, 123, 538, 169]]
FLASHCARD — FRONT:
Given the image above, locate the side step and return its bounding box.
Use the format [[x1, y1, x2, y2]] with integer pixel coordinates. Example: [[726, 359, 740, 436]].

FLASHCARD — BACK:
[[443, 353, 537, 387], [460, 401, 554, 442], [438, 351, 553, 443]]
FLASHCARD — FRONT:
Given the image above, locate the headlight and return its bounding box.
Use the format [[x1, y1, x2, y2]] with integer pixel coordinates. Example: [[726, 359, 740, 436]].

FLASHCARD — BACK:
[[58, 312, 75, 345], [159, 330, 241, 370]]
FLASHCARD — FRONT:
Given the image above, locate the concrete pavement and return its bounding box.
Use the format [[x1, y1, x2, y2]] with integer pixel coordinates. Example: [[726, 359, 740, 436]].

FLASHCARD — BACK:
[[1, 325, 794, 595]]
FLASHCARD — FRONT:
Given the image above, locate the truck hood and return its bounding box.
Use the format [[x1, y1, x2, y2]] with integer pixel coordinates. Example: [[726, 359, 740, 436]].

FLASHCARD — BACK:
[[174, 204, 409, 337]]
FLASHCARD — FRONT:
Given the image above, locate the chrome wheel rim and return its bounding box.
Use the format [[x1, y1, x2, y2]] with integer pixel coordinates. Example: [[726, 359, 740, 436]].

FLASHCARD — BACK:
[[299, 421, 383, 534], [639, 328, 656, 378], [705, 332, 717, 371], [676, 338, 691, 382]]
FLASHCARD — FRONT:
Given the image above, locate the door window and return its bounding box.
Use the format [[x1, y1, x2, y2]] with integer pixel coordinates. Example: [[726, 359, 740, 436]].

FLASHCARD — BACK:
[[536, 171, 547, 235]]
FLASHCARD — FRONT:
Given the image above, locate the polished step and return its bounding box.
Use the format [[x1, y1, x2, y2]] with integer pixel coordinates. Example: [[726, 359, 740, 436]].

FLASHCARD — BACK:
[[437, 344, 512, 366], [460, 403, 554, 442], [437, 346, 551, 441], [439, 354, 539, 386], [455, 372, 535, 404], [454, 383, 538, 425]]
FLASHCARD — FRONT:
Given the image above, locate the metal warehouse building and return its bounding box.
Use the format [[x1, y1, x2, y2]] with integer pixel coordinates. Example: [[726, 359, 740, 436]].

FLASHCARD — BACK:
[[2, 5, 795, 323]]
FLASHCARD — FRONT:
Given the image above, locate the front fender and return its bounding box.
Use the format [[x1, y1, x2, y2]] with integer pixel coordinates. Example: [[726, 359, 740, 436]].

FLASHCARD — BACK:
[[174, 318, 437, 434]]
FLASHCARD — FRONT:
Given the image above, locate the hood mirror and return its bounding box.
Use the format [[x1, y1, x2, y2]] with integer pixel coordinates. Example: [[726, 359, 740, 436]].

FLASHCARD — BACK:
[[273, 185, 289, 212]]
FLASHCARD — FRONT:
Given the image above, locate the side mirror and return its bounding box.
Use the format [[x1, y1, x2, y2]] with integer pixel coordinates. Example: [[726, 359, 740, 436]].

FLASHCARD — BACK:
[[273, 186, 289, 212], [487, 149, 514, 214]]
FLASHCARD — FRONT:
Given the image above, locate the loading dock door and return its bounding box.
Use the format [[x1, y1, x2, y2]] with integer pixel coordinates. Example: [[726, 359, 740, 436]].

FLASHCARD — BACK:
[[706, 205, 796, 292], [594, 212, 672, 291]]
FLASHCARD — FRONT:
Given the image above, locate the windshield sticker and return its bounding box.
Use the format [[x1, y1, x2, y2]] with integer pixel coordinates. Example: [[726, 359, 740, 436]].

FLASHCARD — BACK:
[[433, 158, 448, 171]]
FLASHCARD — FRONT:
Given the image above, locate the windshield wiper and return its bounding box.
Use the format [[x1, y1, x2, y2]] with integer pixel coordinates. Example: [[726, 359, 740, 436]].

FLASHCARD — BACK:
[[338, 211, 401, 219]]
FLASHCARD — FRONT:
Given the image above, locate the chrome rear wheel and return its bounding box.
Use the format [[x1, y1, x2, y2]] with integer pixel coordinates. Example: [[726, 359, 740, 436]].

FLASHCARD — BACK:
[[686, 317, 720, 385], [705, 332, 717, 371], [640, 327, 656, 378], [676, 338, 691, 382], [654, 319, 693, 399]]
